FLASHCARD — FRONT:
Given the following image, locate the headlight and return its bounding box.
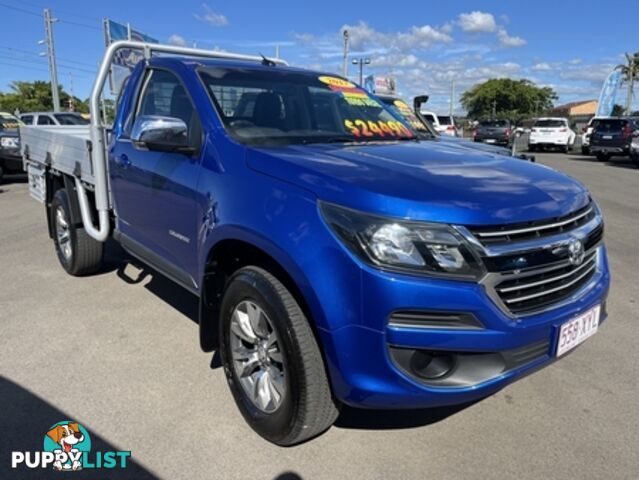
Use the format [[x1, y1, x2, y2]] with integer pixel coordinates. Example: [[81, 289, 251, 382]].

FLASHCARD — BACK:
[[320, 202, 485, 280], [0, 137, 18, 148]]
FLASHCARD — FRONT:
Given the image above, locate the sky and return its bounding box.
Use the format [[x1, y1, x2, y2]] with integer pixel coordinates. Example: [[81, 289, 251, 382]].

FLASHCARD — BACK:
[[0, 0, 637, 114]]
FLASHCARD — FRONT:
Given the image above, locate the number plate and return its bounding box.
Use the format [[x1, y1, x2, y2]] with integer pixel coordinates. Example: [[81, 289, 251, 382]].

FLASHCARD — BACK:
[[556, 305, 600, 357], [27, 162, 46, 203], [603, 135, 612, 139], [485, 139, 496, 143]]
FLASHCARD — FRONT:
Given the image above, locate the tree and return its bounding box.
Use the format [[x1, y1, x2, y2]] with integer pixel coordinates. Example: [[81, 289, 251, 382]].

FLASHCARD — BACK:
[[0, 81, 88, 114], [460, 78, 557, 121], [616, 52, 639, 115]]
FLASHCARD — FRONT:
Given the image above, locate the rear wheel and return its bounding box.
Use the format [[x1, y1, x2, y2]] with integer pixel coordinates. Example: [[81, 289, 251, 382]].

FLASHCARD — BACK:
[[632, 154, 639, 167], [596, 153, 610, 162], [581, 146, 590, 155], [528, 144, 536, 152], [219, 266, 339, 446], [51, 189, 104, 276]]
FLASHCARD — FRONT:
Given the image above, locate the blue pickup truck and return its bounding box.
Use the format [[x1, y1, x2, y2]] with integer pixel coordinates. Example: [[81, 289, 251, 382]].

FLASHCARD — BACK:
[[21, 42, 610, 446]]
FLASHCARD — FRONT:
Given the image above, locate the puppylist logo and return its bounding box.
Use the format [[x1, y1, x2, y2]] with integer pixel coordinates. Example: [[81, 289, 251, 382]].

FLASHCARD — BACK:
[[11, 421, 131, 472]]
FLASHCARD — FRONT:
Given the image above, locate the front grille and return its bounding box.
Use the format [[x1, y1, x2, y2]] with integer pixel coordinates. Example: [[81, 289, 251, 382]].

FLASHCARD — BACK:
[[469, 202, 595, 246], [495, 250, 598, 315]]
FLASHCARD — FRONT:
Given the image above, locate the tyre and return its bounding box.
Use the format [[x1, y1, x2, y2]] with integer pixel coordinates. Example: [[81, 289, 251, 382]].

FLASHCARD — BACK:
[[563, 145, 570, 154], [528, 144, 536, 152], [51, 188, 104, 276], [632, 154, 639, 167], [219, 266, 339, 446], [581, 146, 590, 155], [596, 153, 610, 162], [0, 164, 4, 184]]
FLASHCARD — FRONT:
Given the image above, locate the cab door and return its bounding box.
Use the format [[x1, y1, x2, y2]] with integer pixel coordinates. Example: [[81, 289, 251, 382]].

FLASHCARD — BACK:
[[109, 68, 204, 290]]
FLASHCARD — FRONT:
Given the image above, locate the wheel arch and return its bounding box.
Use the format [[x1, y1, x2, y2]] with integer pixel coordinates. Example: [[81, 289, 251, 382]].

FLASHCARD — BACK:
[[198, 228, 327, 355]]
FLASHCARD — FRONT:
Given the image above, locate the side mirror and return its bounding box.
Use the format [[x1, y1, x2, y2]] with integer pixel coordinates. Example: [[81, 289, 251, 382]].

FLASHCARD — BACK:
[[413, 95, 429, 112], [131, 115, 194, 154]]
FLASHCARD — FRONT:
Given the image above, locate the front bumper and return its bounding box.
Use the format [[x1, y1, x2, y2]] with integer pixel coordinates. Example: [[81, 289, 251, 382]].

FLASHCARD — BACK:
[[320, 247, 610, 409], [528, 134, 572, 146], [590, 145, 629, 155], [0, 147, 22, 171], [474, 136, 509, 145]]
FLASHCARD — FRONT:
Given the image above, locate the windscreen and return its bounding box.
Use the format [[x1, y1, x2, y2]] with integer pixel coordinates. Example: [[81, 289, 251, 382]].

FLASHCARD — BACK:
[[480, 120, 508, 127], [53, 113, 89, 125], [199, 68, 415, 145], [0, 115, 20, 129], [380, 97, 431, 135], [534, 119, 566, 128], [438, 115, 452, 125], [422, 113, 436, 123], [593, 119, 627, 132]]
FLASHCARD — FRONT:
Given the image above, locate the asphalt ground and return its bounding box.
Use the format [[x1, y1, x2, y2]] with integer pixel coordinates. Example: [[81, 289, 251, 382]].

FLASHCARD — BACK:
[[1, 150, 637, 480]]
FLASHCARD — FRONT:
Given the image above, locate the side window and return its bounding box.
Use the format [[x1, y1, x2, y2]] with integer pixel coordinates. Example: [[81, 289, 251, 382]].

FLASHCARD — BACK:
[[37, 115, 55, 125], [135, 69, 200, 146], [21, 115, 33, 125]]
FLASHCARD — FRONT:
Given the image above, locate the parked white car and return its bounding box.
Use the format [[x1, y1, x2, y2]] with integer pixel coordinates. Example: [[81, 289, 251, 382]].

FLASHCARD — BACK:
[[421, 111, 458, 137], [19, 112, 89, 126], [528, 117, 576, 153], [580, 116, 608, 155]]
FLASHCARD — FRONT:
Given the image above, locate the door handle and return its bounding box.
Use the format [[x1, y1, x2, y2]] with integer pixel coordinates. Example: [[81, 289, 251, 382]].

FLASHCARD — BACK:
[[115, 153, 131, 167]]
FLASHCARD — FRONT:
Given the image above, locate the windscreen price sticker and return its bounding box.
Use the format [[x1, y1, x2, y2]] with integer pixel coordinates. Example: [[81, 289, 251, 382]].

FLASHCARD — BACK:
[[556, 305, 600, 357], [344, 119, 414, 138]]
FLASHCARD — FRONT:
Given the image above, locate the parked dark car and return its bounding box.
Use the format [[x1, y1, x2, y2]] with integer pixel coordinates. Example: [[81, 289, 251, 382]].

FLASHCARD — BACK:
[[0, 113, 22, 182], [473, 119, 512, 146], [589, 117, 639, 161]]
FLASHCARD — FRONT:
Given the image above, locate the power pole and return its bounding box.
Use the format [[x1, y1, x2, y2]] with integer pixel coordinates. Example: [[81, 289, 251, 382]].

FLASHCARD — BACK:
[[492, 99, 497, 119], [449, 80, 455, 117], [275, 44, 280, 59], [342, 30, 349, 78], [68, 72, 75, 111], [42, 8, 61, 112]]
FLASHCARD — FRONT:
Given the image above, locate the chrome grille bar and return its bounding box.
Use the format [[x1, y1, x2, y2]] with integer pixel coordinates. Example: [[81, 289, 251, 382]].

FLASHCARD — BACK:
[[476, 206, 593, 238], [502, 262, 597, 304], [497, 252, 597, 293]]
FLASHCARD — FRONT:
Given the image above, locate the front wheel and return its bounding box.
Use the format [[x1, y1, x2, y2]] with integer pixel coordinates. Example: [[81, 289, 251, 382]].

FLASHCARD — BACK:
[[51, 189, 104, 276], [219, 266, 339, 446]]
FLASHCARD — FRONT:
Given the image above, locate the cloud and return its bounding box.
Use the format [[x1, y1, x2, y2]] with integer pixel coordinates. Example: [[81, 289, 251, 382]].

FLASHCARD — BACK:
[[497, 28, 526, 47], [341, 21, 452, 52], [559, 63, 615, 84], [532, 62, 552, 71], [194, 4, 228, 27], [168, 34, 187, 47], [458, 11, 497, 33], [293, 33, 315, 45]]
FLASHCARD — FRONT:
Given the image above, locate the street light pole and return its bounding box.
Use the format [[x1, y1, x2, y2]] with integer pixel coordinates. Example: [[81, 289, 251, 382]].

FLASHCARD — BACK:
[[342, 30, 349, 78], [352, 57, 371, 85], [42, 8, 60, 112]]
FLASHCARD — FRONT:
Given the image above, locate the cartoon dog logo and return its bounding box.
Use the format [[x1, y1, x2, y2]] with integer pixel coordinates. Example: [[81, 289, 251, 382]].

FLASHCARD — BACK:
[[46, 422, 84, 471]]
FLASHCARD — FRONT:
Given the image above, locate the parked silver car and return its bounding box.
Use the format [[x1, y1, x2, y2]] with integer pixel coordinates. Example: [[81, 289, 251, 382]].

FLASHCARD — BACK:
[[19, 112, 89, 126]]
